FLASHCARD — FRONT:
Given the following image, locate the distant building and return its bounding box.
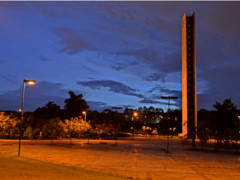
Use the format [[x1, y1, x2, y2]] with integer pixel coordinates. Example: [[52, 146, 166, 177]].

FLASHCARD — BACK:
[[180, 12, 197, 138]]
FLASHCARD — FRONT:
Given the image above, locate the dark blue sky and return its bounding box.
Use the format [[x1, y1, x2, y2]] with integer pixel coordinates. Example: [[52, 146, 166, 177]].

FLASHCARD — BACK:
[[1, 1, 240, 112]]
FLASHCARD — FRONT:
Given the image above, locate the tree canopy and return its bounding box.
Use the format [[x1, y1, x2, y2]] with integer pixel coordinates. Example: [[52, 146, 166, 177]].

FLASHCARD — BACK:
[[64, 91, 89, 119]]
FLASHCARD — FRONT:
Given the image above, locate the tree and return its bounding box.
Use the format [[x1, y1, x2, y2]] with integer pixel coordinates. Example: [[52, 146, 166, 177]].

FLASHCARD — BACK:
[[59, 116, 92, 144], [0, 112, 19, 138], [43, 117, 61, 143], [64, 91, 89, 119], [32, 101, 61, 130], [197, 109, 215, 147], [213, 98, 238, 129], [213, 98, 239, 148], [24, 126, 40, 141], [97, 109, 124, 139]]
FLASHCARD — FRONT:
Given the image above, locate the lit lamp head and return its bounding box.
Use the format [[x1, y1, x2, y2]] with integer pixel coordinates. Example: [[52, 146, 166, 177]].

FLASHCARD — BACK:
[[82, 111, 86, 115], [24, 80, 36, 85], [133, 112, 138, 117]]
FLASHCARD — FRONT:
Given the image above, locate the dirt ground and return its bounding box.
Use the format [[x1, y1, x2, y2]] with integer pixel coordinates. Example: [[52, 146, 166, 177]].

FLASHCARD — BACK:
[[0, 137, 240, 180]]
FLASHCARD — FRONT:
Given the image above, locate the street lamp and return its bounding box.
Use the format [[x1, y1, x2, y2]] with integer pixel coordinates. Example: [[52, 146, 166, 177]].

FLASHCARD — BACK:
[[82, 111, 86, 121], [18, 79, 36, 157], [238, 116, 240, 135], [82, 111, 89, 143], [132, 111, 138, 140], [134, 112, 138, 117], [160, 96, 178, 153]]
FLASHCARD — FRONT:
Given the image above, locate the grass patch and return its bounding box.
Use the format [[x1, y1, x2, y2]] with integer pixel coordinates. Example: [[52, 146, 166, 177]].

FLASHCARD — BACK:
[[0, 153, 124, 180]]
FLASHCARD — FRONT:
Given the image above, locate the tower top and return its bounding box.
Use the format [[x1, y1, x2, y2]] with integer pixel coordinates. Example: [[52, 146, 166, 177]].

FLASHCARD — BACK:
[[184, 11, 195, 17]]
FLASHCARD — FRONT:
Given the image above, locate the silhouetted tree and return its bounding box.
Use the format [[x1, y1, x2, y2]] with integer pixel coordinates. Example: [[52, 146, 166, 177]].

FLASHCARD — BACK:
[[123, 108, 136, 132], [64, 91, 89, 119], [213, 98, 238, 130], [31, 101, 61, 131], [97, 109, 124, 138], [197, 109, 215, 147], [213, 98, 238, 148]]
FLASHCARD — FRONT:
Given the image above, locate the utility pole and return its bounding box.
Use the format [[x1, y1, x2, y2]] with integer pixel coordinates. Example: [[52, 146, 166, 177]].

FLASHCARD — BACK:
[[161, 96, 178, 153]]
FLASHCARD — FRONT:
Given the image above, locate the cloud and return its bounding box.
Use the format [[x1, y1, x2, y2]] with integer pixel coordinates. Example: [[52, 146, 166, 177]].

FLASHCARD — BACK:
[[147, 84, 180, 95], [97, 2, 177, 34], [0, 1, 29, 10], [197, 65, 240, 110], [111, 61, 138, 71], [77, 80, 182, 109], [203, 2, 240, 38], [121, 105, 135, 109], [143, 72, 165, 82], [35, 2, 94, 19], [87, 101, 137, 112], [0, 75, 19, 86], [38, 55, 53, 62], [139, 98, 162, 104], [0, 81, 68, 111], [118, 46, 181, 76], [138, 98, 180, 110], [145, 84, 182, 108], [77, 80, 144, 98], [0, 80, 131, 112], [112, 65, 125, 71], [87, 100, 110, 112], [82, 64, 99, 75], [53, 27, 95, 55], [2, 1, 240, 112]]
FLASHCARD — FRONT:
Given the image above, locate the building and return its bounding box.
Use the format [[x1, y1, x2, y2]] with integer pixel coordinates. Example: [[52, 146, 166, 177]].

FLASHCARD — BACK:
[[180, 12, 197, 138]]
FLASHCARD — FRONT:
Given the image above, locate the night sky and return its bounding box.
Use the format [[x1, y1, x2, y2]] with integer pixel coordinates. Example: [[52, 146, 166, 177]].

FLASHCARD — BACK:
[[1, 1, 240, 112]]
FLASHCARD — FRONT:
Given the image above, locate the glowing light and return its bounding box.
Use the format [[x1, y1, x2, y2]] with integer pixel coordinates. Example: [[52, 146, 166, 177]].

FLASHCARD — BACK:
[[24, 80, 36, 85], [133, 112, 138, 117], [27, 81, 36, 85]]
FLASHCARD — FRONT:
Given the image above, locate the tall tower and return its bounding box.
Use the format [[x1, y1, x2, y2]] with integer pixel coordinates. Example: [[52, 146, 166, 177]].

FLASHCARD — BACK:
[[181, 12, 197, 138]]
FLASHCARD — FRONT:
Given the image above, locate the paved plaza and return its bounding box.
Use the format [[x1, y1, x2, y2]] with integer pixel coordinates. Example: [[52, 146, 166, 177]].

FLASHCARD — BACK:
[[0, 137, 240, 179]]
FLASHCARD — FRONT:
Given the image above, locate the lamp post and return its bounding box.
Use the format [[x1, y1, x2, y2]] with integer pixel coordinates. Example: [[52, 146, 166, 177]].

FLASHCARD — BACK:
[[160, 96, 178, 153], [82, 111, 89, 143], [238, 116, 240, 136], [132, 111, 138, 140], [18, 79, 36, 157], [82, 111, 86, 121]]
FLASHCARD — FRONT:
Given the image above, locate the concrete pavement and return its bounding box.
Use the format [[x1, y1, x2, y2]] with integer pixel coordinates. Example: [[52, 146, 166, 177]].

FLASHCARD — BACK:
[[0, 137, 239, 179]]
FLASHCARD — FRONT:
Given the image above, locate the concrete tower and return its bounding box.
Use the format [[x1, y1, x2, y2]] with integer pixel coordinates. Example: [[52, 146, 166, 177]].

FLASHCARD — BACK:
[[180, 12, 197, 138]]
